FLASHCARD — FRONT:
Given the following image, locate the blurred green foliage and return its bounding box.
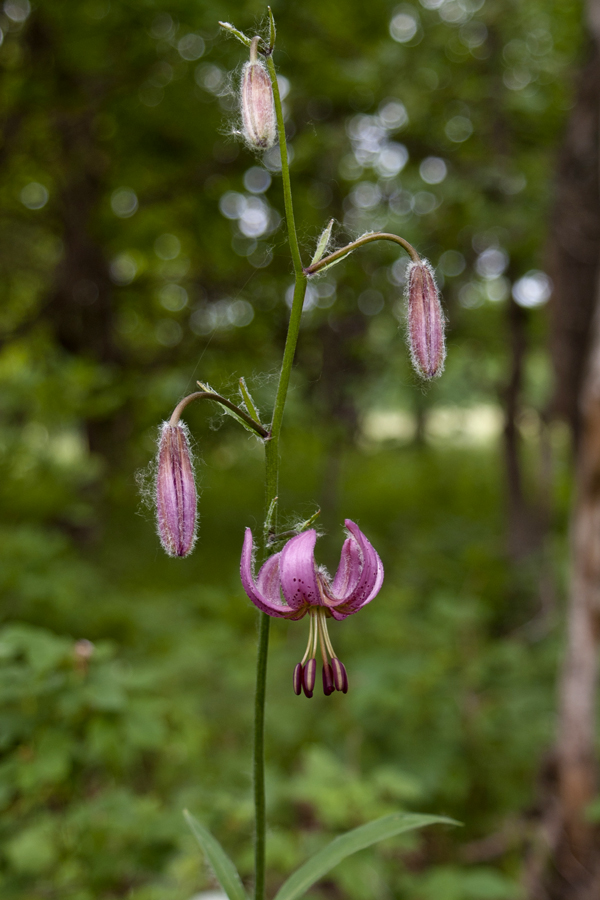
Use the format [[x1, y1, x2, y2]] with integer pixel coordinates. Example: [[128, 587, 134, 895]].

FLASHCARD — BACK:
[[0, 0, 583, 897]]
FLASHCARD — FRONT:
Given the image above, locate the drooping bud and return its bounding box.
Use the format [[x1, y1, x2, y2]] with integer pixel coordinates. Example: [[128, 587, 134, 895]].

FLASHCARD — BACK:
[[155, 422, 197, 558], [303, 658, 316, 697], [405, 259, 446, 380], [240, 37, 277, 150], [322, 663, 335, 696], [331, 658, 348, 694]]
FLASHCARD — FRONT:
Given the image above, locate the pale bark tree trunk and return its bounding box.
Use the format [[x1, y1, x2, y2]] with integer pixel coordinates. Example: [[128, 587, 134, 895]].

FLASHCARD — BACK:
[[531, 2, 600, 895], [552, 307, 600, 891]]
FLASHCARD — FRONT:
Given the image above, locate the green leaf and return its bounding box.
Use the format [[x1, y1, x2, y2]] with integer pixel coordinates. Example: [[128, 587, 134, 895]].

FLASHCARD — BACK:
[[218, 21, 252, 48], [268, 7, 276, 50], [310, 219, 334, 266], [312, 249, 353, 274], [238, 377, 262, 426], [184, 810, 249, 900], [272, 813, 459, 900], [296, 509, 321, 533], [263, 496, 278, 542]]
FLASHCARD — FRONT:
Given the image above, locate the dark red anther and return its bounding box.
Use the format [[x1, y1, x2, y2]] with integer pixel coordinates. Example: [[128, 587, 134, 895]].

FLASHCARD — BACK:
[[322, 663, 334, 696], [293, 663, 303, 696], [331, 657, 348, 693], [304, 658, 316, 694]]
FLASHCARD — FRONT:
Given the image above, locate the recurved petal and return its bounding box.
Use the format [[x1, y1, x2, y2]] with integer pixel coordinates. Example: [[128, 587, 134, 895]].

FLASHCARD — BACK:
[[329, 537, 361, 599], [327, 520, 384, 616], [279, 529, 323, 611], [240, 528, 291, 618]]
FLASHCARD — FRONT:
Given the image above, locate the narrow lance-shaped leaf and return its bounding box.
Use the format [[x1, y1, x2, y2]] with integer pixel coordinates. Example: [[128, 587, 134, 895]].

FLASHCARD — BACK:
[[218, 21, 253, 48], [184, 810, 249, 900], [266, 509, 322, 547], [295, 509, 321, 533], [310, 219, 334, 266], [263, 495, 278, 543], [238, 377, 262, 426], [272, 812, 459, 900], [312, 248, 354, 274], [268, 6, 276, 49]]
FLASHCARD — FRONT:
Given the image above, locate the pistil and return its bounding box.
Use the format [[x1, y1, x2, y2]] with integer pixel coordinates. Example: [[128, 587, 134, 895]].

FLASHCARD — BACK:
[[317, 608, 348, 694], [294, 609, 319, 697]]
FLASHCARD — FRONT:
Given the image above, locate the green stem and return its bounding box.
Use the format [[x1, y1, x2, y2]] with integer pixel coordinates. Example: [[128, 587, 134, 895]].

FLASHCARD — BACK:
[[253, 610, 270, 900], [305, 231, 420, 275], [252, 45, 308, 900], [266, 53, 303, 278]]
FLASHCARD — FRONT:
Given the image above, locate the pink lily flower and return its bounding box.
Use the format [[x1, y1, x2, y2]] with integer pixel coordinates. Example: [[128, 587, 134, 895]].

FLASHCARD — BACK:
[[240, 520, 384, 697]]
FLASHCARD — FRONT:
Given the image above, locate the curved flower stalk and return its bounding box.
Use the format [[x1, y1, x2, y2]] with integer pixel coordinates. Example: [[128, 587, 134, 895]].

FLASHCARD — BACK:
[[305, 229, 446, 381], [153, 387, 268, 560], [241, 520, 384, 697]]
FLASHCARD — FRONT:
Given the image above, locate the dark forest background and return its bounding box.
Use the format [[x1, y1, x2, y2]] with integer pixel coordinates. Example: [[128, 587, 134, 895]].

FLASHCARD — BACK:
[[2, 0, 600, 897]]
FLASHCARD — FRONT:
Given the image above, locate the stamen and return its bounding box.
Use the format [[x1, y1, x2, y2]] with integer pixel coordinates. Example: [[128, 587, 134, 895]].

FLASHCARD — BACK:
[[322, 662, 334, 696], [293, 662, 303, 695], [316, 608, 330, 665], [331, 657, 348, 693], [319, 609, 337, 659], [314, 609, 349, 694], [303, 658, 316, 696], [301, 611, 314, 665], [311, 610, 319, 659]]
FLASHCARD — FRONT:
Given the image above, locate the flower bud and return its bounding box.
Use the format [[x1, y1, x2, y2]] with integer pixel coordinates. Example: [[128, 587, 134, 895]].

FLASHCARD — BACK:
[[240, 38, 277, 150], [155, 422, 197, 558], [406, 259, 446, 380]]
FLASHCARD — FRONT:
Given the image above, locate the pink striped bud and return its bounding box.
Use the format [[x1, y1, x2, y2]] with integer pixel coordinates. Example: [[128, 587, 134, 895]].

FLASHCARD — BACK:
[[240, 39, 277, 150], [405, 259, 446, 380], [155, 422, 197, 558]]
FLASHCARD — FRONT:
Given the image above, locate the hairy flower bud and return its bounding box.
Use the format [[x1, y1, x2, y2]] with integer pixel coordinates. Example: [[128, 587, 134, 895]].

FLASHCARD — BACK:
[[155, 422, 197, 558], [240, 38, 277, 150], [406, 259, 446, 380]]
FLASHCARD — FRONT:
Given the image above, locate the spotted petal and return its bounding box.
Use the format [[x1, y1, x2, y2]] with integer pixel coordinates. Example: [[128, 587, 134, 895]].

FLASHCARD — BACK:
[[279, 529, 323, 612], [329, 537, 361, 599]]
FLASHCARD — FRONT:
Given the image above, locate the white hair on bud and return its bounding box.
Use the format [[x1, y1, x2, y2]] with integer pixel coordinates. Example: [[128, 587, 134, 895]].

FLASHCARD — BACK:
[[404, 258, 446, 380]]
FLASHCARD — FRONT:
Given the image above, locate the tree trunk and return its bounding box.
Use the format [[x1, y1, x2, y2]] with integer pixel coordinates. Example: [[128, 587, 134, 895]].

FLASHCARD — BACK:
[[502, 296, 541, 560], [532, 2, 600, 895], [546, 298, 600, 898]]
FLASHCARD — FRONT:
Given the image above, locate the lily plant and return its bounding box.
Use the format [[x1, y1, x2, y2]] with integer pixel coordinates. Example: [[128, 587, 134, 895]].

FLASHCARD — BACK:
[[150, 9, 455, 900]]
